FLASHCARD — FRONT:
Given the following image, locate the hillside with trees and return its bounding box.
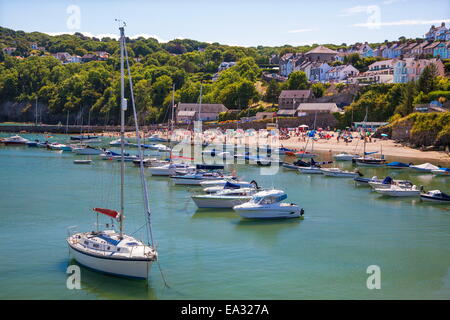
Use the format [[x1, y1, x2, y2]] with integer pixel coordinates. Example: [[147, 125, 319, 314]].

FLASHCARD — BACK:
[[0, 26, 449, 128]]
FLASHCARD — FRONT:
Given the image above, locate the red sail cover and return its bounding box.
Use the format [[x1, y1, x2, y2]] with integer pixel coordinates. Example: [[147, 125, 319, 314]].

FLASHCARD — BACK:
[[93, 208, 120, 219]]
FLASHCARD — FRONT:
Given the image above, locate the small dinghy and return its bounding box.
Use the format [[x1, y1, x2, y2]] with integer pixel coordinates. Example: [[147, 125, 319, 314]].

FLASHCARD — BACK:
[[410, 163, 440, 172], [321, 168, 362, 178], [74, 160, 93, 165], [420, 190, 450, 203], [386, 161, 410, 169]]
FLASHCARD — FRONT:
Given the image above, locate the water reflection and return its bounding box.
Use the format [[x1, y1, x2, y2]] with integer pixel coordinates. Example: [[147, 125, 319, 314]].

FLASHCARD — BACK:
[[68, 259, 157, 299]]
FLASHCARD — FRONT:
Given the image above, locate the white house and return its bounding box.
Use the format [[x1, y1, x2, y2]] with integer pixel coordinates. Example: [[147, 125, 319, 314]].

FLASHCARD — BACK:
[[218, 61, 236, 72], [325, 65, 359, 82]]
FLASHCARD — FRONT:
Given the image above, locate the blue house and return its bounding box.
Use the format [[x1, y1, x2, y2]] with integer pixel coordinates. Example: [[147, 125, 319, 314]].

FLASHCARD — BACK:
[[433, 42, 450, 59]]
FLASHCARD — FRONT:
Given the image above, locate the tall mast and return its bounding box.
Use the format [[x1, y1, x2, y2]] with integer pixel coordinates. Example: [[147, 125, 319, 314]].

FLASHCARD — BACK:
[[198, 84, 203, 122], [35, 96, 38, 126], [119, 25, 126, 238], [363, 105, 368, 159], [171, 83, 175, 132], [65, 110, 69, 134]]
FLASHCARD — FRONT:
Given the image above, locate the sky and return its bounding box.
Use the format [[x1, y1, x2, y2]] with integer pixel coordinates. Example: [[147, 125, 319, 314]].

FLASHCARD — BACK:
[[0, 0, 449, 47]]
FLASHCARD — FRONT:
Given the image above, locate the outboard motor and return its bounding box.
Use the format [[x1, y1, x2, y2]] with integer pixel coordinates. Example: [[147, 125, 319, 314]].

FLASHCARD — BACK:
[[250, 180, 260, 189]]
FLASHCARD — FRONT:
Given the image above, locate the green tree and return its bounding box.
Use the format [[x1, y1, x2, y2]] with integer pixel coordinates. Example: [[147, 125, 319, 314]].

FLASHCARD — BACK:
[[417, 64, 438, 94], [263, 80, 281, 103], [285, 71, 309, 90]]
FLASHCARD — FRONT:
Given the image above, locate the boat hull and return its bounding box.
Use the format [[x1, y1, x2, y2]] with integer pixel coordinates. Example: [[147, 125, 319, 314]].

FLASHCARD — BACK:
[[73, 148, 103, 155], [375, 189, 420, 197], [192, 196, 252, 208], [299, 167, 323, 174], [68, 244, 152, 279], [420, 195, 450, 203]]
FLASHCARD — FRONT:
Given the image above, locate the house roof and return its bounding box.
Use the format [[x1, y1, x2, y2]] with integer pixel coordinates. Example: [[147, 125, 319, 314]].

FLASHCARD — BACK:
[[424, 41, 441, 50], [177, 111, 197, 117], [177, 103, 228, 113], [277, 109, 297, 116], [368, 59, 395, 69], [297, 103, 341, 113], [306, 45, 338, 55], [279, 90, 312, 99]]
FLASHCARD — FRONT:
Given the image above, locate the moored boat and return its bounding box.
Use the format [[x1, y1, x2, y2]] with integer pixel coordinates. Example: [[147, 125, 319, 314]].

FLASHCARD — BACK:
[[233, 189, 304, 219], [321, 168, 361, 178], [72, 146, 104, 155], [410, 163, 440, 172], [67, 24, 158, 279], [420, 190, 450, 203], [192, 188, 257, 209], [386, 161, 410, 169], [374, 185, 420, 197], [2, 135, 29, 145], [333, 153, 359, 161]]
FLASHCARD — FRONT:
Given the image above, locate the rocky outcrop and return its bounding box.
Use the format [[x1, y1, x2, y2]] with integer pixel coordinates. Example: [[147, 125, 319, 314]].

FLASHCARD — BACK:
[[375, 112, 450, 150]]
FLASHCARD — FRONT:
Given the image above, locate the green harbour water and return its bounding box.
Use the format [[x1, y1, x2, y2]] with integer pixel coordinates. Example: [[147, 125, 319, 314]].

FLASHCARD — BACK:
[[0, 133, 449, 300]]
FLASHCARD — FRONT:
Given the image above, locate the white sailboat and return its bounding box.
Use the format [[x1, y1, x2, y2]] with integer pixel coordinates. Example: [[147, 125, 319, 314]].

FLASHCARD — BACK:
[[67, 23, 157, 279]]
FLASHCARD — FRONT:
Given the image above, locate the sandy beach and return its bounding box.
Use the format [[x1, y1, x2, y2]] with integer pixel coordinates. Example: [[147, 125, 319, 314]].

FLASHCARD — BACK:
[[98, 129, 450, 165]]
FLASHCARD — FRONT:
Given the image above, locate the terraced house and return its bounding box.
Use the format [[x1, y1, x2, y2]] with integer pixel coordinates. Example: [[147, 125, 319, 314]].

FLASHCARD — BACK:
[[393, 58, 445, 83], [433, 42, 450, 59]]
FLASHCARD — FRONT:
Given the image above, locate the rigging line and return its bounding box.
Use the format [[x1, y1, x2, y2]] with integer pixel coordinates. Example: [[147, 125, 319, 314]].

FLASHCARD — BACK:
[[123, 34, 154, 247]]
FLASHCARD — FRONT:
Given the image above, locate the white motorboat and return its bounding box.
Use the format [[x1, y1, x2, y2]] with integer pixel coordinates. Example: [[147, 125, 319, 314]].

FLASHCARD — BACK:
[[321, 168, 361, 178], [333, 153, 359, 161], [298, 166, 323, 174], [171, 171, 233, 186], [72, 146, 104, 155], [368, 176, 413, 190], [49, 143, 72, 151], [420, 190, 450, 203], [233, 189, 304, 219], [2, 135, 29, 145], [109, 138, 129, 146], [149, 163, 194, 176], [202, 180, 258, 194], [132, 158, 169, 167], [67, 25, 157, 279], [432, 168, 450, 176], [192, 188, 257, 208], [374, 185, 420, 197], [410, 163, 440, 172]]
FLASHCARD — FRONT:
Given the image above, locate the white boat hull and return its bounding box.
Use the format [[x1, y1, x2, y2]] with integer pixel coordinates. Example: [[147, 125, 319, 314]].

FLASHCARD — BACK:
[[73, 148, 103, 155], [68, 244, 152, 279], [298, 167, 323, 174], [192, 196, 252, 208], [375, 189, 420, 197], [334, 154, 358, 161], [234, 203, 301, 219]]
